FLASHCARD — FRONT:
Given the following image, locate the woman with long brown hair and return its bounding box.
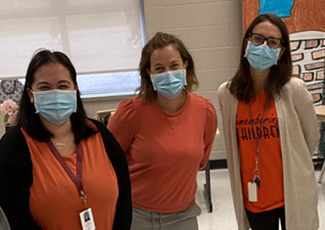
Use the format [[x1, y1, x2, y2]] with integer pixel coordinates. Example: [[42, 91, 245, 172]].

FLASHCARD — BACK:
[[108, 32, 217, 229], [218, 14, 319, 230]]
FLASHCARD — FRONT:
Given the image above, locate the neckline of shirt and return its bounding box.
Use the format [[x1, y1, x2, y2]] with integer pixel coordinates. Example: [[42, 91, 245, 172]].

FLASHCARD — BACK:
[[151, 92, 191, 117]]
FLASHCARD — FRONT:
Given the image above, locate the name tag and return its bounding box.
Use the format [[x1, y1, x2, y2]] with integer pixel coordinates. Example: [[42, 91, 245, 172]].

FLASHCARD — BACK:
[[248, 182, 258, 202], [80, 208, 96, 230]]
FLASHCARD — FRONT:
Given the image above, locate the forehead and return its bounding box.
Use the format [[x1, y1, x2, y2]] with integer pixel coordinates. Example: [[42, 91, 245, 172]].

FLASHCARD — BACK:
[[252, 21, 282, 38], [33, 62, 73, 83], [150, 44, 182, 65]]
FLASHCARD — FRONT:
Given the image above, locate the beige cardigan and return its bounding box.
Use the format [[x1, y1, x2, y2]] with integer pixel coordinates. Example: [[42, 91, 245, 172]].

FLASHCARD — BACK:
[[217, 77, 319, 230]]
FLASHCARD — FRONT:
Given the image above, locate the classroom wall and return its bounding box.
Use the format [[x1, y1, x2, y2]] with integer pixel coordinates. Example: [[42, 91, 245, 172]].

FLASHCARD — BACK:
[[83, 0, 243, 160], [0, 0, 243, 160]]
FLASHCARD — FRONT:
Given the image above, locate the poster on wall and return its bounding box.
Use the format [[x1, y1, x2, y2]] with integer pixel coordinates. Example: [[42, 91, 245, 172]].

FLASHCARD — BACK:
[[243, 0, 325, 105]]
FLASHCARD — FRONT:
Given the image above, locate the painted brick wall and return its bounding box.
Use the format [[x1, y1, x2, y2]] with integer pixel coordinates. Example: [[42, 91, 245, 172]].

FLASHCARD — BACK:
[[143, 0, 243, 159], [290, 31, 325, 105]]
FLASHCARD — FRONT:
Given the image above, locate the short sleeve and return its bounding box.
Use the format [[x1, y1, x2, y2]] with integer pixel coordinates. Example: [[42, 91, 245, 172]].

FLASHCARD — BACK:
[[200, 99, 218, 169], [107, 98, 137, 152]]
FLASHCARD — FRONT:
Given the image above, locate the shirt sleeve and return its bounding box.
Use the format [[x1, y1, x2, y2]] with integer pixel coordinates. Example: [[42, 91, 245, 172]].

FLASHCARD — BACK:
[[293, 78, 320, 156], [199, 99, 218, 169], [107, 98, 137, 153], [0, 127, 42, 230]]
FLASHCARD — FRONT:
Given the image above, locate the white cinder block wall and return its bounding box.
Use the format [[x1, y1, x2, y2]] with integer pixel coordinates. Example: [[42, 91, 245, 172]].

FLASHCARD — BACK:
[[0, 0, 243, 160], [84, 0, 244, 160]]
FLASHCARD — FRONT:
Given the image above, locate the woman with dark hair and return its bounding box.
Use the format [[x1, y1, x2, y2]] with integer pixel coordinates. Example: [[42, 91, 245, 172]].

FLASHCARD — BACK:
[[0, 50, 132, 230], [108, 32, 217, 229], [218, 14, 319, 230]]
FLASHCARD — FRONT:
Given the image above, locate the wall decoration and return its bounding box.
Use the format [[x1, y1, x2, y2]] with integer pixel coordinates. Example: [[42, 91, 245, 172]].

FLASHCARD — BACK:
[[243, 0, 325, 105]]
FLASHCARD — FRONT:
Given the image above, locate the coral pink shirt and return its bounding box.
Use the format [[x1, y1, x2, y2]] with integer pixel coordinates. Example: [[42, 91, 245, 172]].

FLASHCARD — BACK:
[[236, 92, 284, 213], [22, 124, 118, 230], [108, 93, 217, 213]]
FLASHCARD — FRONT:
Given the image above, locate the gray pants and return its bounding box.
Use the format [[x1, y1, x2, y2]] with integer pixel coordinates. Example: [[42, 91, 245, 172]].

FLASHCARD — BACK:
[[131, 203, 201, 230]]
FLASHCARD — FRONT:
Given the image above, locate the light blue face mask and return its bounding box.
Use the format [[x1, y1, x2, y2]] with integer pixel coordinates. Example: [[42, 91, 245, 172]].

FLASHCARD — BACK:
[[150, 69, 187, 99], [244, 41, 281, 71], [33, 90, 77, 124]]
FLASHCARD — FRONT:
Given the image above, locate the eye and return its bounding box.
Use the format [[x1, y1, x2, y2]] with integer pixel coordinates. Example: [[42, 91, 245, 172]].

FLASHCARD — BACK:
[[38, 86, 51, 91], [154, 68, 164, 73], [57, 80, 72, 89], [170, 62, 180, 70], [36, 83, 51, 91], [251, 34, 265, 45], [268, 39, 281, 48], [58, 84, 70, 89], [153, 66, 165, 73]]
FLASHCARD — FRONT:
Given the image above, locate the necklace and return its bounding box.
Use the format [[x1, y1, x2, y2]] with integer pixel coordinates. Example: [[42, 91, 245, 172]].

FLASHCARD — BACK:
[[51, 133, 74, 147]]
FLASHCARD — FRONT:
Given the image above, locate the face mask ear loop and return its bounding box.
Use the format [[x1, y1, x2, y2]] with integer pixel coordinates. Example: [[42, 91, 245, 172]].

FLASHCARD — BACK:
[[244, 41, 251, 58], [183, 69, 188, 86], [72, 90, 77, 112], [274, 48, 281, 65], [150, 74, 157, 91], [30, 90, 40, 114]]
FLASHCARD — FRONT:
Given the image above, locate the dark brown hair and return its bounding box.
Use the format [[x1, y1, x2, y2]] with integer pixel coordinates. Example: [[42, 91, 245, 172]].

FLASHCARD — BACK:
[[17, 49, 96, 142], [138, 32, 199, 102], [228, 13, 292, 105]]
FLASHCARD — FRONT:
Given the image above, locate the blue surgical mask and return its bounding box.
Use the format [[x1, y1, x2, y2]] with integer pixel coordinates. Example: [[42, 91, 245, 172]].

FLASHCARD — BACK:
[[244, 41, 281, 71], [150, 69, 187, 99], [33, 90, 77, 124]]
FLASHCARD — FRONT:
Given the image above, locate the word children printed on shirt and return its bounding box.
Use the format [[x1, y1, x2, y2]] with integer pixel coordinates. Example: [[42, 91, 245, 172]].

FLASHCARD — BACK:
[[236, 113, 279, 142]]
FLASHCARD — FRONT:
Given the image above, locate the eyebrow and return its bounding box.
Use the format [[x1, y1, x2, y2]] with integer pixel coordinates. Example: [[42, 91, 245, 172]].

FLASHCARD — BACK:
[[36, 82, 50, 86], [57, 80, 72, 84], [36, 80, 72, 86], [252, 33, 282, 40], [152, 63, 162, 67]]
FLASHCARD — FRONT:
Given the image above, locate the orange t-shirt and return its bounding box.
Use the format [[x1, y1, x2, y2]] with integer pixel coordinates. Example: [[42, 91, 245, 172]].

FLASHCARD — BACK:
[[22, 125, 118, 230], [236, 92, 284, 213]]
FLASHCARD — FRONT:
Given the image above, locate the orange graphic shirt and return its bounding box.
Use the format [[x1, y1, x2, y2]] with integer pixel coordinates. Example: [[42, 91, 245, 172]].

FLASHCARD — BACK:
[[236, 92, 284, 213]]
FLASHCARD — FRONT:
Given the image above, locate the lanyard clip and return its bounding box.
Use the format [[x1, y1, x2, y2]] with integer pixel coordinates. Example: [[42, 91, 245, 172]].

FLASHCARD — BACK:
[[81, 195, 87, 209], [253, 169, 261, 189], [80, 190, 87, 208]]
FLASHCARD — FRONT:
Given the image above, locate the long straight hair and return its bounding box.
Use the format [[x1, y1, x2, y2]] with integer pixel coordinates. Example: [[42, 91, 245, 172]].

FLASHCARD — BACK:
[[228, 13, 292, 106]]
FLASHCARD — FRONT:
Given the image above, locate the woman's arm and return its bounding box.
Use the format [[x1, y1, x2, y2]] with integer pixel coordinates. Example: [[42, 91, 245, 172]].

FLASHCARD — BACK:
[[292, 78, 320, 156], [200, 100, 218, 169], [92, 120, 132, 230], [107, 99, 137, 153], [0, 126, 41, 230]]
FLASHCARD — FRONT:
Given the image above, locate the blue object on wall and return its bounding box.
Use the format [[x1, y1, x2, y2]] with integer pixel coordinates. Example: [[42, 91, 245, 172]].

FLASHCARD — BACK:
[[259, 0, 294, 18]]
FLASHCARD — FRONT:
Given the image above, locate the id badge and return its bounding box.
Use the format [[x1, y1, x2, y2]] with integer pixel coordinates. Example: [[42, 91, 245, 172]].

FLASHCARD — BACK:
[[79, 208, 96, 230], [248, 182, 258, 202]]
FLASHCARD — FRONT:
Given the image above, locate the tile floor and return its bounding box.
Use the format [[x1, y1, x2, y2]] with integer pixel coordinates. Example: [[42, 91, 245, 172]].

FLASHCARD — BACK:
[[196, 169, 325, 230]]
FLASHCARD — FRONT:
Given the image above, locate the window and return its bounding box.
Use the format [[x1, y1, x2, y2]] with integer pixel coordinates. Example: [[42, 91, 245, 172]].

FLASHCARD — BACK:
[[0, 0, 145, 98]]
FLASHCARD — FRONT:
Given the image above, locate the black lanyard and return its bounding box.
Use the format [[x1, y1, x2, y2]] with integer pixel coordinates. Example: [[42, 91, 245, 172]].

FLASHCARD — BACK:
[[47, 141, 87, 208]]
